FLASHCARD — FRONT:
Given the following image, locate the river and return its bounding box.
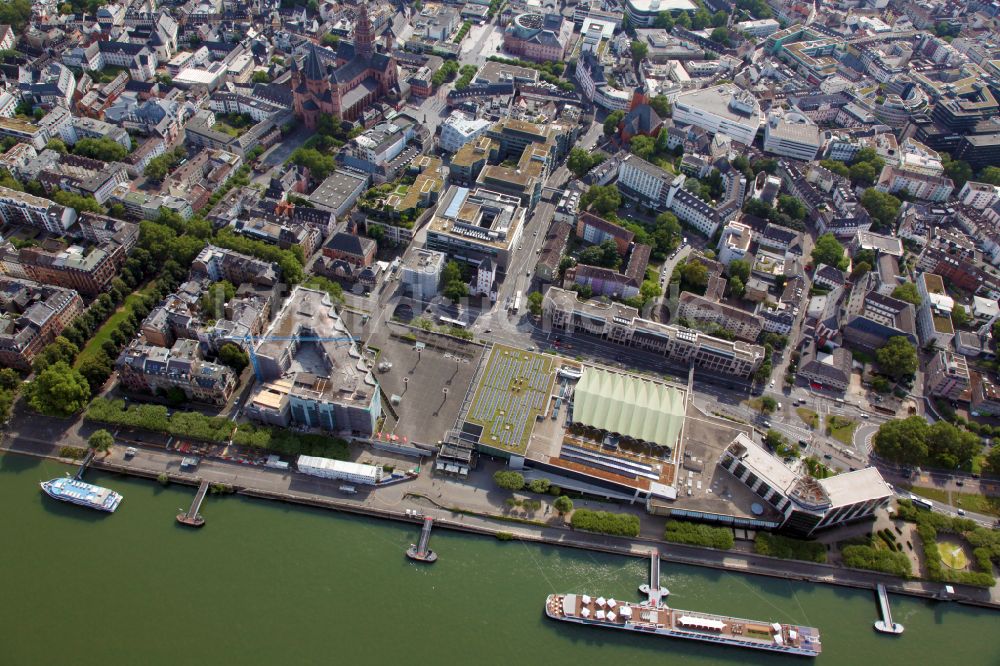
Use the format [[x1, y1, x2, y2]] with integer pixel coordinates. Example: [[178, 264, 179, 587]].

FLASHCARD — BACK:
[[4, 453, 999, 666]]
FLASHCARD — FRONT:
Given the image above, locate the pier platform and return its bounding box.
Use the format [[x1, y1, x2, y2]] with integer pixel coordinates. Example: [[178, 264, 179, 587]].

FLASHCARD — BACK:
[[638, 550, 668, 607], [406, 516, 438, 563], [874, 584, 904, 634], [177, 480, 210, 527]]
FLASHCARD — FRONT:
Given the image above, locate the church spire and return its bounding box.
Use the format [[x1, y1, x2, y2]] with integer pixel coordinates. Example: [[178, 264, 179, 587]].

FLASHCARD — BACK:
[[354, 2, 375, 60]]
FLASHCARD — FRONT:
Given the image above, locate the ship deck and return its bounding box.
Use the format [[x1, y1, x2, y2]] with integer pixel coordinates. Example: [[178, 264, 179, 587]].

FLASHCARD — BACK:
[[46, 478, 121, 510], [548, 593, 821, 654]]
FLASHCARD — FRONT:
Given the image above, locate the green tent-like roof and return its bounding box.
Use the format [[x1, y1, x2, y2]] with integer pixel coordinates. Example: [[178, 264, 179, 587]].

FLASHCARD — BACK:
[[571, 368, 685, 448]]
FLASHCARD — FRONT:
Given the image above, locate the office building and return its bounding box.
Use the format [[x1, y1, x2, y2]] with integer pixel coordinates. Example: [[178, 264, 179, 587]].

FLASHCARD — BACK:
[[672, 85, 763, 145], [544, 287, 764, 377], [244, 287, 381, 436], [720, 433, 892, 536], [763, 109, 821, 161], [425, 186, 525, 276]]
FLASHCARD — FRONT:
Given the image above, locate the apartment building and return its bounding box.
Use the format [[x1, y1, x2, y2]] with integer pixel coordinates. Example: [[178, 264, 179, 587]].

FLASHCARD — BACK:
[[575, 212, 634, 255], [0, 186, 77, 234], [717, 221, 752, 267], [0, 234, 128, 297], [116, 338, 237, 405], [544, 287, 765, 377], [925, 349, 970, 401], [842, 290, 917, 353], [916, 273, 955, 349], [0, 278, 84, 370], [191, 245, 278, 287], [876, 165, 954, 203], [677, 292, 764, 341], [440, 113, 492, 154]]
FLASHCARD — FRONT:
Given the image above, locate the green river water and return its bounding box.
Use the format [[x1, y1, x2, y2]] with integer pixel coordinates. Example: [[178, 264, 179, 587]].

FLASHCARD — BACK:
[[4, 453, 999, 666]]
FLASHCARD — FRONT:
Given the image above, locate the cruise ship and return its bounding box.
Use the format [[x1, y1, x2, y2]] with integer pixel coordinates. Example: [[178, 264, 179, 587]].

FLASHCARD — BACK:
[[545, 593, 821, 657], [40, 477, 123, 513]]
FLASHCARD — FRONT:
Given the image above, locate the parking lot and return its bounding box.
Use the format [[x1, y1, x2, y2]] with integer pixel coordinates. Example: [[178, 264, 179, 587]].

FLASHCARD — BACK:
[[367, 322, 484, 445]]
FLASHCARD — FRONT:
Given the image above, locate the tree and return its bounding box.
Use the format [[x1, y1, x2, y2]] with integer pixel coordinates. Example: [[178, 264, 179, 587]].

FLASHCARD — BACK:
[[778, 195, 806, 221], [876, 336, 918, 381], [579, 184, 621, 216], [942, 156, 973, 189], [680, 260, 708, 292], [764, 429, 785, 450], [712, 10, 728, 27], [218, 343, 249, 373], [850, 261, 872, 279], [567, 148, 596, 178], [648, 95, 671, 118], [891, 282, 922, 306], [493, 470, 525, 490], [653, 11, 674, 29], [527, 291, 543, 316], [760, 396, 777, 413], [926, 420, 980, 469], [251, 70, 272, 84], [579, 239, 621, 269], [26, 361, 90, 417], [728, 258, 751, 283], [654, 212, 681, 252], [874, 415, 928, 464], [820, 159, 850, 178], [629, 134, 656, 160], [553, 495, 574, 515], [32, 336, 79, 373], [811, 233, 848, 271], [78, 354, 113, 394], [849, 161, 879, 186], [952, 304, 969, 329], [860, 188, 901, 229], [0, 368, 21, 391], [630, 39, 648, 63], [603, 110, 624, 137], [691, 6, 712, 29], [979, 167, 1000, 186], [710, 27, 730, 45], [289, 147, 337, 181], [88, 429, 114, 456], [51, 190, 104, 214], [442, 260, 462, 285], [45, 138, 67, 154], [443, 280, 468, 302], [984, 446, 1000, 475], [728, 275, 745, 298], [73, 137, 128, 162]]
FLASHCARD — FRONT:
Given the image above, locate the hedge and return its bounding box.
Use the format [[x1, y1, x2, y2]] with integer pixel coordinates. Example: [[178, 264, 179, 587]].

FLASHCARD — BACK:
[[86, 398, 234, 443], [841, 544, 912, 578], [571, 509, 640, 537], [754, 533, 827, 563], [664, 520, 734, 550], [231, 424, 349, 460], [897, 499, 999, 587]]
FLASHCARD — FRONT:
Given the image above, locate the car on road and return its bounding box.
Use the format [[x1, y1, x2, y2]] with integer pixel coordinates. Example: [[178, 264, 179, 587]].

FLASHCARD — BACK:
[[823, 454, 832, 460], [124, 447, 137, 459], [957, 509, 966, 516], [956, 480, 964, 487]]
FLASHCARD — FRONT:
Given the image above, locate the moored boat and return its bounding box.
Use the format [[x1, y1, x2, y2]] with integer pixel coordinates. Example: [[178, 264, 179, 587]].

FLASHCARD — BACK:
[[40, 477, 123, 513]]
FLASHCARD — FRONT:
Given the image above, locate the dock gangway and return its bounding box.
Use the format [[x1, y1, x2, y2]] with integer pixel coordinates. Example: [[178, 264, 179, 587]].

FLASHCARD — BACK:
[[176, 480, 210, 527]]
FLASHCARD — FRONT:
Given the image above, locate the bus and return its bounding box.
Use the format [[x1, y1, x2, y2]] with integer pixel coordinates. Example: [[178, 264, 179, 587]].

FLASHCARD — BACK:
[[438, 316, 466, 329], [909, 495, 934, 511], [511, 290, 522, 313]]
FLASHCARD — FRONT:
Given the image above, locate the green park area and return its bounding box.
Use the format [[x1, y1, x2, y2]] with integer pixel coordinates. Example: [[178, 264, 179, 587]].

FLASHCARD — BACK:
[[75, 283, 159, 368], [826, 415, 857, 446], [797, 407, 819, 429]]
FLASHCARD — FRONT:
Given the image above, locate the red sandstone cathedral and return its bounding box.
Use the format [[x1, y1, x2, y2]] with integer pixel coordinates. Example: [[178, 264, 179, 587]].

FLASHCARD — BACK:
[[291, 2, 400, 127]]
